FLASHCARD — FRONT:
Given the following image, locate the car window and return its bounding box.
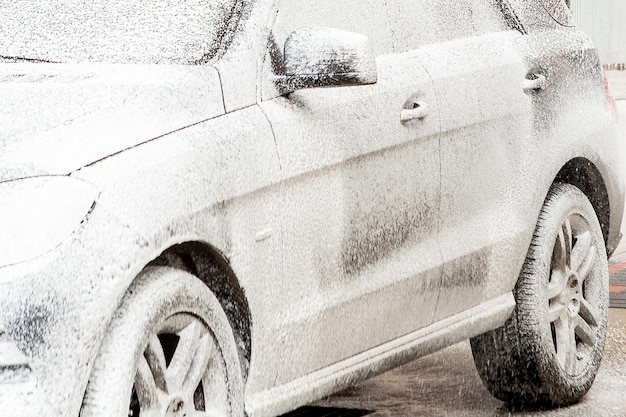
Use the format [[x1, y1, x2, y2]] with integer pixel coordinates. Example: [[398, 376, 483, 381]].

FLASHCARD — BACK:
[[0, 0, 241, 64], [268, 0, 394, 59], [388, 0, 512, 52], [539, 0, 574, 26]]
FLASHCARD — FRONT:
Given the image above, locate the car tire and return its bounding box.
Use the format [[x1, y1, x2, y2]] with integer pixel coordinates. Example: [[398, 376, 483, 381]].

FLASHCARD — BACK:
[[470, 183, 609, 406], [80, 266, 244, 417]]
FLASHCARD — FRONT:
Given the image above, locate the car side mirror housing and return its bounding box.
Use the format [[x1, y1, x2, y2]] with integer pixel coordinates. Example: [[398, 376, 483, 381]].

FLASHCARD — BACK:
[[275, 27, 378, 95]]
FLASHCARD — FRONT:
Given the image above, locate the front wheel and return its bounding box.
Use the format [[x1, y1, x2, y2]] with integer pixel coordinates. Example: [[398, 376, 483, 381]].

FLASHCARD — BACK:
[[81, 267, 244, 417], [471, 183, 609, 406]]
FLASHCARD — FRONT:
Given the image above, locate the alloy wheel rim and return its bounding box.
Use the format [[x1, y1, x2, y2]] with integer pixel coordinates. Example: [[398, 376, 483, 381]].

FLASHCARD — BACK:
[[128, 313, 229, 417], [547, 215, 600, 376]]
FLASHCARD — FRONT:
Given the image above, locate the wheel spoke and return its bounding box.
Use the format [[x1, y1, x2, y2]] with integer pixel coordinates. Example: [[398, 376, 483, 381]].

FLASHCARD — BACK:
[[166, 320, 205, 393], [135, 354, 162, 412], [180, 332, 214, 402], [548, 303, 566, 323], [565, 320, 578, 375], [145, 334, 169, 393], [570, 231, 592, 273], [577, 245, 596, 284], [574, 314, 596, 346], [554, 314, 571, 369], [579, 298, 599, 326]]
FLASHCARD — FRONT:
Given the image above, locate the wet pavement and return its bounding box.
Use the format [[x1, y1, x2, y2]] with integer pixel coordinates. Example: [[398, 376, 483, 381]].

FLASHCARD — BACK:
[[282, 72, 626, 417]]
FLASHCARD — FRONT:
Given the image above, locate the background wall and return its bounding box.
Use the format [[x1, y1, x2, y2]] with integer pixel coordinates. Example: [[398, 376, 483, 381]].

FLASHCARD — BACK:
[[571, 0, 626, 68]]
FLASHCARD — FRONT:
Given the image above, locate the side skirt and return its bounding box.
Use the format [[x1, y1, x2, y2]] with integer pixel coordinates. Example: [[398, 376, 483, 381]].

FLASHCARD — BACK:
[[245, 292, 515, 417]]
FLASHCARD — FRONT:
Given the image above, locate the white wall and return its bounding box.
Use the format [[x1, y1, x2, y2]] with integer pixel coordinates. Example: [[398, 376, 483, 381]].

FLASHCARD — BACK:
[[571, 0, 626, 68]]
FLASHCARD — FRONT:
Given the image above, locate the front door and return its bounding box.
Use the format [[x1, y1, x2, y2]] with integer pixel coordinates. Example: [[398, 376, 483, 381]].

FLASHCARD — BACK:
[[257, 0, 443, 388]]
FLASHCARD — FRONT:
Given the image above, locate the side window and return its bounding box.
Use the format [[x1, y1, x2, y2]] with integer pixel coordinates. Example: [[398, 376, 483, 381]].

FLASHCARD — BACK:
[[540, 0, 574, 26], [388, 0, 511, 52]]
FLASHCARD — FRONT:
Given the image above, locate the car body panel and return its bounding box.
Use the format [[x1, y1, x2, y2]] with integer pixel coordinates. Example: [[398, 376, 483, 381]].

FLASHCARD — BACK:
[[72, 104, 285, 399], [512, 20, 624, 254], [0, 205, 149, 417], [258, 51, 442, 387], [246, 292, 516, 417], [0, 64, 224, 182], [427, 31, 536, 320], [214, 0, 273, 112]]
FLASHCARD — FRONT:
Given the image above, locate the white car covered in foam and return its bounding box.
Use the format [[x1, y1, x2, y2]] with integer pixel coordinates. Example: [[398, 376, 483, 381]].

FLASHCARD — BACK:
[[0, 0, 623, 416]]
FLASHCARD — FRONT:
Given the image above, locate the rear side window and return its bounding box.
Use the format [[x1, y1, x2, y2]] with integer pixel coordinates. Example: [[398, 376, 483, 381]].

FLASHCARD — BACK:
[[388, 0, 511, 52], [540, 0, 574, 26]]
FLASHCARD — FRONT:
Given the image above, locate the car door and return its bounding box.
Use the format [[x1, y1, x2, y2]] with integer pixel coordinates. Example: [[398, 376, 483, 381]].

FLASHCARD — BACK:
[[507, 0, 612, 157], [257, 0, 443, 388], [388, 0, 535, 321]]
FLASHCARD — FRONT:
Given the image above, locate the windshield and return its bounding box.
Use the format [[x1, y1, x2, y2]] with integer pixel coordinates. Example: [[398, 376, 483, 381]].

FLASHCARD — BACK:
[[0, 0, 239, 64]]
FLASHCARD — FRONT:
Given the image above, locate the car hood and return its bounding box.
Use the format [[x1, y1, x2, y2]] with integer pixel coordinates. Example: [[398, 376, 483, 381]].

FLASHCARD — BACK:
[[0, 63, 225, 182]]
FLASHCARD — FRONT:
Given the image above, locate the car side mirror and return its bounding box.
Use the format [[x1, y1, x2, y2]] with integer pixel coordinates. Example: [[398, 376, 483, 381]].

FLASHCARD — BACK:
[[274, 27, 378, 95]]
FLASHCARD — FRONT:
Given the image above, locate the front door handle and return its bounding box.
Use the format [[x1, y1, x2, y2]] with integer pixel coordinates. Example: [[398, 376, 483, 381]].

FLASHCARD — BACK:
[[401, 101, 429, 122], [523, 73, 547, 93]]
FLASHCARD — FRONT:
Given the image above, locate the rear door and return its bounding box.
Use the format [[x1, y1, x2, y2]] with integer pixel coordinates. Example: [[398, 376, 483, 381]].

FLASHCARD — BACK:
[[257, 0, 443, 388], [388, 0, 535, 321], [507, 0, 611, 153]]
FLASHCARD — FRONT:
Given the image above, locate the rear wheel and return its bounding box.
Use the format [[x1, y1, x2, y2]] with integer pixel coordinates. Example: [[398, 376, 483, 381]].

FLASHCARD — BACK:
[[471, 183, 608, 406], [80, 267, 244, 417]]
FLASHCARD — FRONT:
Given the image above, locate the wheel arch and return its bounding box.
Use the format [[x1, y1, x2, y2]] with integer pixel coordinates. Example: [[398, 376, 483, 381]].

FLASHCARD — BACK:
[[147, 241, 252, 382], [554, 157, 610, 251]]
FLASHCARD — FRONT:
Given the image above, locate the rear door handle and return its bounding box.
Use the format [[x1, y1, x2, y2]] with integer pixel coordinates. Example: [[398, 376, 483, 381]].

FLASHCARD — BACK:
[[523, 73, 547, 93], [401, 101, 429, 122]]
